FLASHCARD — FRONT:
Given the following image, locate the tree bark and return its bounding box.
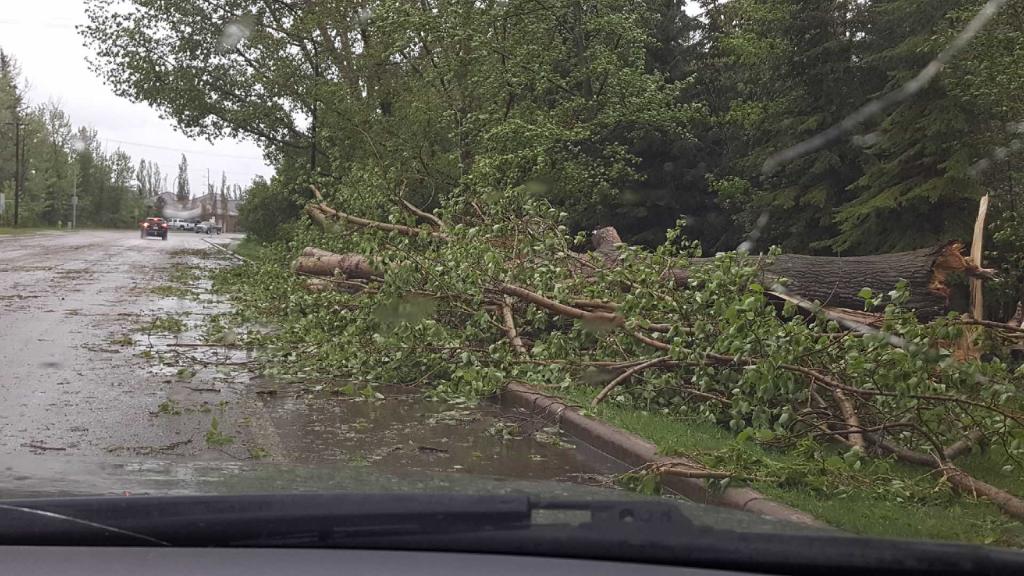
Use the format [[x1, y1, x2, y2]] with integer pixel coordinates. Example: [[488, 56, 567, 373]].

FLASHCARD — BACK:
[[292, 248, 377, 280], [592, 226, 622, 266], [660, 241, 994, 320], [501, 297, 528, 355]]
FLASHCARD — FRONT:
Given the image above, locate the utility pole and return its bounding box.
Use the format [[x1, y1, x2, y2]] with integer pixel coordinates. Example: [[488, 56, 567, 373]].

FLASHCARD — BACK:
[[14, 121, 21, 227], [69, 134, 85, 229], [4, 121, 25, 227], [71, 161, 78, 229], [206, 168, 212, 224]]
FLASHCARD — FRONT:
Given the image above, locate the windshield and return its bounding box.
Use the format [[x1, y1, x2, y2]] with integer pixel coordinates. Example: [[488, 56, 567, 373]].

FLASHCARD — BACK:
[[0, 0, 1022, 556]]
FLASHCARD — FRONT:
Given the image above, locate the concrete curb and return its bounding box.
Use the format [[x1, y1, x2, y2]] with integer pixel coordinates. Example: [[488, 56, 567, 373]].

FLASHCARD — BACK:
[[499, 382, 825, 527]]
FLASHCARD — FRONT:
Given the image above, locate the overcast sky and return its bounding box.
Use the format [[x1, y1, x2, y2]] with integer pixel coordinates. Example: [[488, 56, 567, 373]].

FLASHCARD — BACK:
[[0, 1, 275, 195]]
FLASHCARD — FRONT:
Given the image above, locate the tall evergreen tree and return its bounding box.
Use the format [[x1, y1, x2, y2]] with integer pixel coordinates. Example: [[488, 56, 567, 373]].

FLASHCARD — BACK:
[[36, 102, 74, 225], [175, 153, 190, 203], [136, 159, 151, 197], [833, 0, 983, 252], [151, 161, 163, 195], [699, 0, 869, 253], [0, 49, 27, 220]]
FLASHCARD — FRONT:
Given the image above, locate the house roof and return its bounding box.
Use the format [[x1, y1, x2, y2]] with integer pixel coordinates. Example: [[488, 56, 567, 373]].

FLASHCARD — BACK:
[[157, 192, 240, 219]]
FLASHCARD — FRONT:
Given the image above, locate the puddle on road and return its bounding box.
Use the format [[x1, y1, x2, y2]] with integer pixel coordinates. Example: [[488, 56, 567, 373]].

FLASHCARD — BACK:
[[257, 382, 625, 487], [121, 245, 628, 492], [0, 452, 637, 502]]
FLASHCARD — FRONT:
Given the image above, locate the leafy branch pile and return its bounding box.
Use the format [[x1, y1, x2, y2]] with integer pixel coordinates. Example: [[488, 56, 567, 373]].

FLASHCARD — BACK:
[[216, 186, 1024, 520]]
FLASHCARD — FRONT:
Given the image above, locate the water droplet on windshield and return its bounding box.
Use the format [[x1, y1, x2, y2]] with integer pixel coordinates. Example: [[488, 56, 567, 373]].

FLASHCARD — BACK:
[[218, 14, 255, 53], [852, 132, 881, 147]]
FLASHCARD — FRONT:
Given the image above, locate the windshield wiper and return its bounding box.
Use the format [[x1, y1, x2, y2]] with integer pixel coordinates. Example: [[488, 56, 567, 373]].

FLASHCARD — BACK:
[[0, 503, 170, 546], [1, 493, 1022, 575], [0, 493, 685, 548]]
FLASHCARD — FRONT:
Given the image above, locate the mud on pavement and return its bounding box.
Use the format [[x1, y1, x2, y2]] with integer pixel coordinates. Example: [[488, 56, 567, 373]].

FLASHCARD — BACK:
[[0, 230, 626, 494]]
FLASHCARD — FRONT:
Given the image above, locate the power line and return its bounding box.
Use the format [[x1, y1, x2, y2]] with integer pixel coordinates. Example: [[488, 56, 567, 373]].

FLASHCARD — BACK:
[[0, 19, 79, 30], [100, 137, 268, 161]]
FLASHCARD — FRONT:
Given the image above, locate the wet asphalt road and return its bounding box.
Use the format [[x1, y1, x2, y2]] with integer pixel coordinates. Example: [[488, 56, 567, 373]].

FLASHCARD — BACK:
[[0, 229, 267, 460], [0, 229, 623, 498]]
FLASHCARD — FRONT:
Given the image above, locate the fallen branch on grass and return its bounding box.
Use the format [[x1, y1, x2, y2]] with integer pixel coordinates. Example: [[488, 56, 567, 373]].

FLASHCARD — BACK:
[[571, 299, 619, 312], [831, 389, 865, 449], [298, 273, 372, 294], [202, 238, 250, 264], [592, 356, 668, 406], [865, 433, 1024, 521], [292, 248, 377, 280], [663, 241, 996, 320], [646, 461, 737, 480], [943, 430, 985, 460], [166, 343, 242, 348]]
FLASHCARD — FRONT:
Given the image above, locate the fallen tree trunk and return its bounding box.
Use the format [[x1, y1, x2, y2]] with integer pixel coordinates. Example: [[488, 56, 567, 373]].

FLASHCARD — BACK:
[[656, 241, 995, 320], [591, 227, 995, 319]]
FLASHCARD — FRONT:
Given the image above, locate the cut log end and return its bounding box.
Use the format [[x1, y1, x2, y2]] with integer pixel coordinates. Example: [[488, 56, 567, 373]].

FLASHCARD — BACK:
[[592, 226, 623, 266], [292, 248, 377, 280]]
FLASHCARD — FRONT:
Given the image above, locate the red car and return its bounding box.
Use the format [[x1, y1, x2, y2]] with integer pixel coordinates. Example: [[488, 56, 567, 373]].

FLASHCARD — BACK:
[[141, 217, 169, 240]]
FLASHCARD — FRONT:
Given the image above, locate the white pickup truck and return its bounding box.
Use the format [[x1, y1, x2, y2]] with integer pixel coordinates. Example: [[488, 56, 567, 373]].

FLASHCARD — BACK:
[[167, 218, 196, 231], [194, 220, 223, 234]]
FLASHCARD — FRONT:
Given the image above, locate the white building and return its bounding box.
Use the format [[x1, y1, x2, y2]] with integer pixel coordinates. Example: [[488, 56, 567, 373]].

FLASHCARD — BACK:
[[156, 192, 241, 232]]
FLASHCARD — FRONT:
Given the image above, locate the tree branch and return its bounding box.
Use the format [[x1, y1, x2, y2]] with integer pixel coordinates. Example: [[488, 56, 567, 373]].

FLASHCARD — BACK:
[[592, 356, 667, 406], [398, 197, 445, 229], [831, 389, 865, 449], [943, 429, 985, 460], [307, 201, 447, 240], [501, 297, 528, 355], [495, 283, 624, 327], [957, 318, 1024, 334]]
